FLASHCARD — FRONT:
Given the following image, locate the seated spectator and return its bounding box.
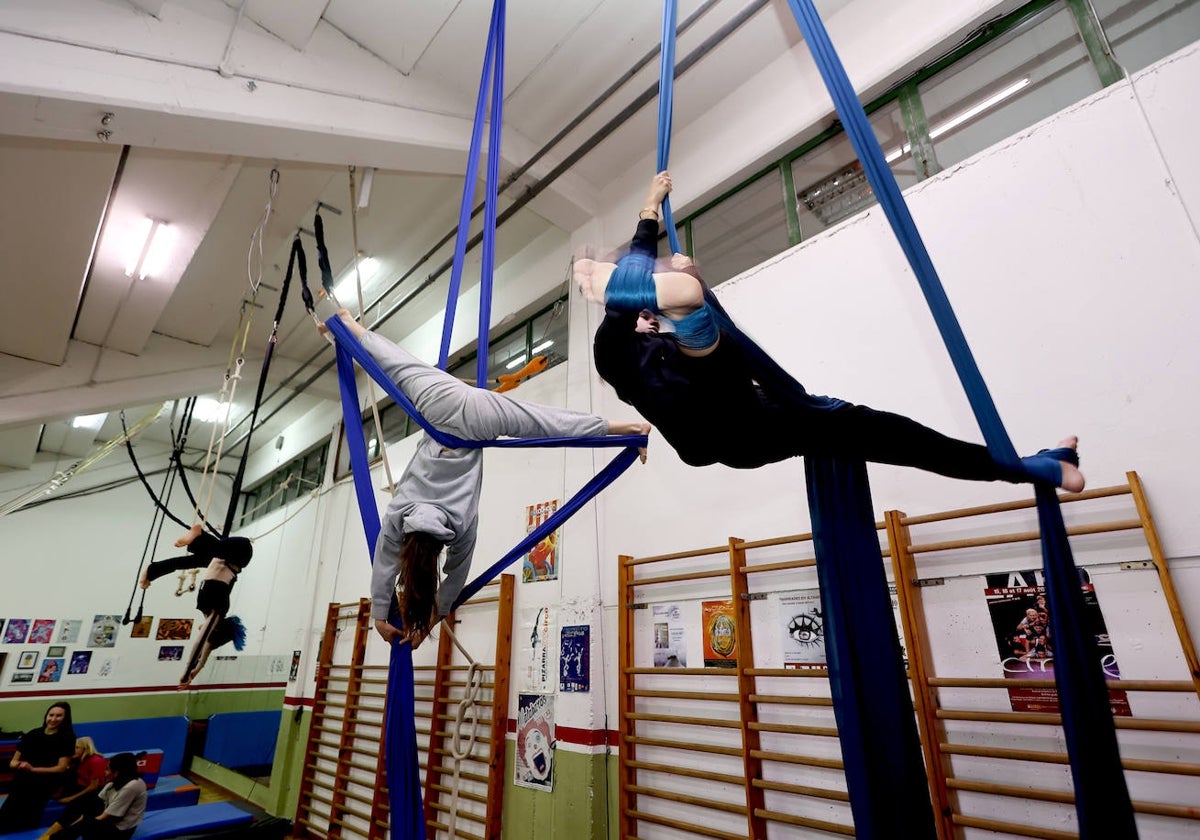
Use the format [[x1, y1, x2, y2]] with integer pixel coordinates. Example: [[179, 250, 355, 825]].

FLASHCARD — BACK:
[[0, 703, 75, 833], [38, 739, 108, 840], [57, 754, 146, 840]]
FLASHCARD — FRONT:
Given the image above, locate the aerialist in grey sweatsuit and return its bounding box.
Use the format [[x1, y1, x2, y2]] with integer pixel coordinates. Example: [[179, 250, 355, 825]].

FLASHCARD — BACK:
[[324, 310, 648, 647]]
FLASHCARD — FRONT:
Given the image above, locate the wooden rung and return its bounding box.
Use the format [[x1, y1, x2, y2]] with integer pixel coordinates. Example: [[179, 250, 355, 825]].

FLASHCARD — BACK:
[[748, 694, 833, 707], [626, 809, 747, 840], [951, 813, 1078, 840], [747, 721, 838, 738], [749, 749, 844, 770], [910, 519, 1142, 554], [628, 689, 738, 702], [744, 667, 829, 678], [752, 778, 850, 801], [737, 532, 815, 549], [937, 707, 1200, 733], [901, 482, 1129, 525], [426, 764, 489, 785], [428, 783, 488, 805], [739, 558, 817, 574], [624, 783, 747, 815], [437, 696, 494, 706], [624, 712, 741, 729], [459, 595, 501, 605], [632, 568, 732, 586], [625, 544, 730, 566], [348, 664, 389, 671], [947, 777, 1200, 820], [929, 676, 1197, 693], [423, 819, 484, 840], [754, 808, 854, 836], [624, 667, 738, 676], [430, 747, 490, 762], [626, 759, 744, 787], [626, 735, 741, 757], [427, 801, 485, 821], [941, 742, 1200, 775]]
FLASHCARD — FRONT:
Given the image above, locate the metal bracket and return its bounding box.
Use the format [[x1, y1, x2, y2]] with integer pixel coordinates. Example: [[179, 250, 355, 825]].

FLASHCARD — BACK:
[[914, 577, 945, 588], [1120, 560, 1155, 571], [740, 592, 768, 601]]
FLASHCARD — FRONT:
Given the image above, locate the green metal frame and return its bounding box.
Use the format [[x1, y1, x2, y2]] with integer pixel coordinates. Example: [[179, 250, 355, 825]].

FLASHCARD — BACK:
[[1065, 0, 1126, 86]]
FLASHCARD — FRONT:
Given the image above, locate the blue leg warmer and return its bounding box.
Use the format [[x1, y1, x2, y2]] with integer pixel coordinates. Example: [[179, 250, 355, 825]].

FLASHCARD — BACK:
[[671, 301, 719, 350], [605, 252, 658, 313]]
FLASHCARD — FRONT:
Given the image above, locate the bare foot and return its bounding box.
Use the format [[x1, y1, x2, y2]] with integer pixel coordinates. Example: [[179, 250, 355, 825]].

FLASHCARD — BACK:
[[573, 257, 617, 303], [139, 570, 152, 590], [1057, 436, 1085, 493], [174, 524, 203, 548]]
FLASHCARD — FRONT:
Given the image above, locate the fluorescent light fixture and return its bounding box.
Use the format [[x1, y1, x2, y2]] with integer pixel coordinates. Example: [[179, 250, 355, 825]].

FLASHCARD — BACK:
[[504, 355, 528, 370], [334, 256, 379, 300], [530, 339, 554, 354], [124, 216, 176, 280], [71, 413, 107, 431], [885, 77, 1031, 163], [192, 397, 229, 424]]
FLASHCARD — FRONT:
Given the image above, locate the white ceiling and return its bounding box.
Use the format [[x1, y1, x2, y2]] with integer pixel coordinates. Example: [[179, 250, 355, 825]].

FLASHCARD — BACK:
[[0, 0, 827, 480]]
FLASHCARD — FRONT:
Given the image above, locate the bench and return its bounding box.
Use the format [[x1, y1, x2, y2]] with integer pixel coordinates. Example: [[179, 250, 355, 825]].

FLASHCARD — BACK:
[[3, 802, 254, 840]]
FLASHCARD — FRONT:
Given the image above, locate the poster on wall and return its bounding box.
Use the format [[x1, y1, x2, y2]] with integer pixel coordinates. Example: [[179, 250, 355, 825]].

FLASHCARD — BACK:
[[651, 603, 687, 668], [780, 590, 826, 669], [521, 500, 561, 582], [57, 621, 82, 644], [69, 651, 92, 675], [559, 625, 589, 692], [289, 650, 301, 682], [131, 616, 154, 639], [96, 657, 119, 678], [156, 618, 194, 641], [29, 620, 56, 645], [48, 646, 66, 658], [4, 619, 31, 644], [158, 646, 183, 661], [984, 568, 1129, 715], [88, 615, 121, 648], [519, 607, 556, 693], [38, 658, 64, 683], [701, 600, 738, 669], [514, 693, 554, 791], [17, 651, 38, 669], [0, 652, 6, 677], [11, 672, 33, 684]]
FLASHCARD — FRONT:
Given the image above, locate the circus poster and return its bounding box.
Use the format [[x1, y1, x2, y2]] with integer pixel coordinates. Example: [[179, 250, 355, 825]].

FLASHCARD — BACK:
[[701, 600, 738, 669], [984, 568, 1129, 715], [519, 607, 556, 693], [514, 693, 554, 792], [651, 603, 687, 668], [521, 500, 561, 582]]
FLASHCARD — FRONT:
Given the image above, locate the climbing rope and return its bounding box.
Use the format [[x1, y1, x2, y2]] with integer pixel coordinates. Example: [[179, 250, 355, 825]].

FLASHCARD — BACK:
[[441, 620, 485, 840]]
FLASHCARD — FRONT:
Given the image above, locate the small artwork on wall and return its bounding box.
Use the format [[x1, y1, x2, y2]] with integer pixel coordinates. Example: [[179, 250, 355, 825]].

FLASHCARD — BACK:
[[28, 620, 56, 645], [158, 646, 184, 662], [88, 615, 121, 648], [47, 645, 66, 658], [38, 658, 64, 683], [68, 651, 92, 675], [131, 616, 154, 639], [156, 618, 194, 641], [0, 651, 6, 677], [17, 650, 38, 670], [11, 672, 33, 684], [57, 621, 82, 644], [4, 619, 31, 644]]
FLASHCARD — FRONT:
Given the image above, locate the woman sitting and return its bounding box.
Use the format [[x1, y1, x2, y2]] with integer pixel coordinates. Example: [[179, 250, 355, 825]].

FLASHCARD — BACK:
[[38, 739, 107, 840], [0, 703, 75, 833], [55, 754, 146, 840]]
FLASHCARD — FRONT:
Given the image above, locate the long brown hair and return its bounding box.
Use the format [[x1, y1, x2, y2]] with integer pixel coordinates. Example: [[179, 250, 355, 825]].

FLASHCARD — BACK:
[[396, 532, 444, 637]]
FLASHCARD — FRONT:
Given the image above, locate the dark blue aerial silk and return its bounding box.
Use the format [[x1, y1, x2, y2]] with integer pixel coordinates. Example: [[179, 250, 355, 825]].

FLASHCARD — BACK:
[[652, 0, 1136, 836], [330, 4, 648, 837]]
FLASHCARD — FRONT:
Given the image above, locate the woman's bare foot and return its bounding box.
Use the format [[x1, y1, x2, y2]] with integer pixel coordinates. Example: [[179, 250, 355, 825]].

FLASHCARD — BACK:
[[174, 524, 203, 548], [1057, 436, 1085, 493], [139, 570, 152, 590], [573, 257, 617, 303]]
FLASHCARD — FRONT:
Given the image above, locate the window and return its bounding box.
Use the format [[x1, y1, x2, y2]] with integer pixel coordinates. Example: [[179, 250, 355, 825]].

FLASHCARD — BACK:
[[239, 441, 328, 527], [1093, 0, 1200, 75]]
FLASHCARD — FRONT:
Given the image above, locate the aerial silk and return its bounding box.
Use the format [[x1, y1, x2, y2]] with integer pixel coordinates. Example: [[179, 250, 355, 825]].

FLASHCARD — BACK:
[[328, 4, 647, 838]]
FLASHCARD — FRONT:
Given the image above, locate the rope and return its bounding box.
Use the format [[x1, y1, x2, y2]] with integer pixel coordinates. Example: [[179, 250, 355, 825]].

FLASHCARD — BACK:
[[441, 621, 484, 840]]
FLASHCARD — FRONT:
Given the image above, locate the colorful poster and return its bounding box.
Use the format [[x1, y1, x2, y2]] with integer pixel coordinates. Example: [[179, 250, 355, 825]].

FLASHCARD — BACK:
[[68, 651, 92, 675], [984, 568, 1129, 715], [780, 590, 827, 669], [702, 600, 738, 669], [131, 616, 154, 639], [88, 615, 121, 648], [651, 603, 687, 668], [29, 620, 56, 644], [57, 621, 82, 644], [519, 607, 556, 693], [38, 658, 64, 683], [514, 693, 554, 791], [289, 650, 301, 682], [4, 619, 31, 644], [156, 618, 194, 641], [559, 625, 590, 692], [158, 646, 184, 661], [522, 500, 561, 582]]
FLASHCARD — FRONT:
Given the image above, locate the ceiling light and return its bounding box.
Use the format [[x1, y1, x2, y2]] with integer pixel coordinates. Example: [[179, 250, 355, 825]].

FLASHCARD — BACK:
[[885, 77, 1031, 163], [530, 339, 554, 354], [334, 256, 379, 300], [123, 217, 177, 280], [504, 355, 528, 370], [192, 398, 229, 424], [71, 413, 107, 431]]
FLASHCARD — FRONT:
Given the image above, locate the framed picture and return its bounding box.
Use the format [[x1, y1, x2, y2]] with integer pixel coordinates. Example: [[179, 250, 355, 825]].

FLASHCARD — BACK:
[[158, 646, 184, 661], [68, 651, 92, 675], [156, 619, 194, 641], [48, 645, 66, 658], [17, 650, 39, 669], [131, 616, 154, 639], [11, 672, 33, 684], [29, 619, 56, 645], [88, 615, 121, 648], [57, 621, 82, 644], [38, 658, 64, 683], [4, 619, 31, 645]]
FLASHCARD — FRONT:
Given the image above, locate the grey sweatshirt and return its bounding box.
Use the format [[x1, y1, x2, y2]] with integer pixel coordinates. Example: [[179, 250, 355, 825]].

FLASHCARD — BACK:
[[360, 331, 608, 621]]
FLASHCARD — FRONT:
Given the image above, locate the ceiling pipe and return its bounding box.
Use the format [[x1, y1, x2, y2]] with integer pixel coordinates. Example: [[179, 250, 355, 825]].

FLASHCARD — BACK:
[[210, 0, 769, 458]]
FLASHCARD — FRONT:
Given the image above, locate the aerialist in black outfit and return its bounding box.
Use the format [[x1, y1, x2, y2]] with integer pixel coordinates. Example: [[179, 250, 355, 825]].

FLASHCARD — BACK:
[[140, 525, 250, 685], [574, 171, 1084, 491]]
